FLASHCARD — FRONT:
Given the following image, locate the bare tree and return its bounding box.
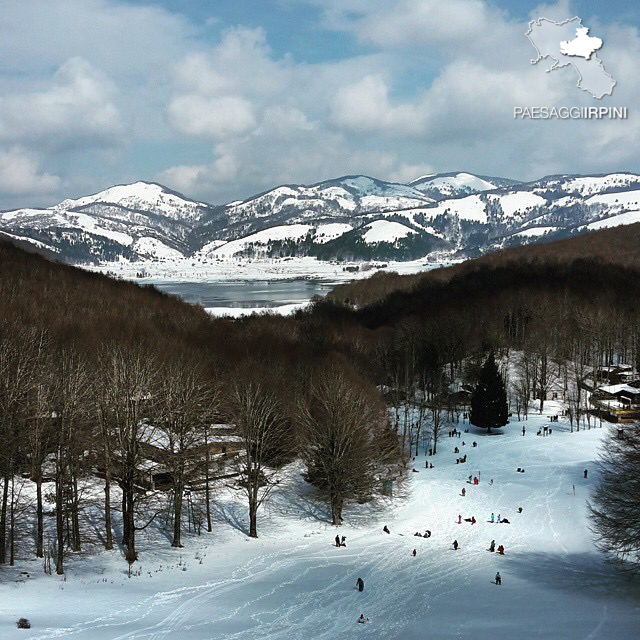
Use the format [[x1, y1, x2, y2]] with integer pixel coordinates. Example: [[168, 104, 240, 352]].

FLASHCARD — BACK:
[[589, 423, 640, 572], [0, 322, 43, 564], [156, 356, 219, 547], [100, 346, 157, 559], [298, 359, 398, 525], [48, 349, 92, 574], [226, 363, 290, 538]]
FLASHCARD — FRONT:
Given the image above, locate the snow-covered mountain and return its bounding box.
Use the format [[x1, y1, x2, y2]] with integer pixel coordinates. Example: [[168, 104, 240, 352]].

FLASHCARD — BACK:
[[408, 171, 521, 200], [3, 172, 640, 264], [0, 182, 213, 262]]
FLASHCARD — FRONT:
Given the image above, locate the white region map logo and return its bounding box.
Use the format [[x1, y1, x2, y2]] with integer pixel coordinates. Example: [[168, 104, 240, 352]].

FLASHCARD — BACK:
[[526, 17, 616, 99]]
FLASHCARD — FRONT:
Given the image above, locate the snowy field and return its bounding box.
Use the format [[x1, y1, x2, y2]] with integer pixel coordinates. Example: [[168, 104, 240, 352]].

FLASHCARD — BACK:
[[88, 256, 455, 285], [2, 408, 639, 639]]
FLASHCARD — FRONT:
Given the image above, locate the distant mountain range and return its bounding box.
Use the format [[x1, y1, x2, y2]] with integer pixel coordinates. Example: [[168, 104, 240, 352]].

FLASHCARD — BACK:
[[2, 171, 640, 264]]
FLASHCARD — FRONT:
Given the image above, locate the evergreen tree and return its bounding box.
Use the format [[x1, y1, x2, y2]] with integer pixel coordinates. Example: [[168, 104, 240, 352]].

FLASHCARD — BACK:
[[470, 353, 508, 432]]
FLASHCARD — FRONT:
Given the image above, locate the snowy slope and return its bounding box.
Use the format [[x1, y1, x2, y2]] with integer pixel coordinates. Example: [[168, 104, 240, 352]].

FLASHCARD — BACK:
[[2, 410, 637, 639], [4, 172, 640, 265], [578, 210, 640, 232], [0, 183, 202, 263], [361, 220, 417, 244], [409, 172, 520, 200], [55, 181, 208, 222], [206, 224, 315, 258]]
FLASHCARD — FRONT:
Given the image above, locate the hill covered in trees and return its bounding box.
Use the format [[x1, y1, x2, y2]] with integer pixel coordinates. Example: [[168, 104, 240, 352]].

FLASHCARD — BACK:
[[1, 219, 640, 574], [328, 222, 640, 308]]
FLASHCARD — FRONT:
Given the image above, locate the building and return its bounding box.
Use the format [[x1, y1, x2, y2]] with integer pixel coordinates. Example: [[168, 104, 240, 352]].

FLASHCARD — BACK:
[[591, 383, 640, 423]]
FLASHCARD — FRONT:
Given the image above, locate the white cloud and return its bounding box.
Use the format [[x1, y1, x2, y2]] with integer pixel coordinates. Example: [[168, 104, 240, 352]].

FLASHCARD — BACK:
[[330, 75, 426, 135], [0, 57, 124, 150], [0, 147, 60, 195], [167, 95, 256, 140], [1, 0, 639, 208]]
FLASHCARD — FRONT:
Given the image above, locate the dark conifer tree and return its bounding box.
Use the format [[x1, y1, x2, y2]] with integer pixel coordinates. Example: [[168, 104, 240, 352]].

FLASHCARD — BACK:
[[470, 353, 508, 432]]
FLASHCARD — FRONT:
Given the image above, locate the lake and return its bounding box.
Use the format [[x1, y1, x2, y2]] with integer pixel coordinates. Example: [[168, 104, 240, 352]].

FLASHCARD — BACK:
[[149, 279, 339, 309]]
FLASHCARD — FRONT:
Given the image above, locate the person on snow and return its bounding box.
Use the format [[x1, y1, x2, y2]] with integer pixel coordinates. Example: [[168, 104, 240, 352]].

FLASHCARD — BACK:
[[491, 513, 495, 523], [383, 525, 390, 534], [489, 479, 494, 486], [412, 549, 417, 557], [471, 516, 476, 525], [498, 545, 505, 555], [489, 540, 495, 552], [472, 441, 478, 447], [453, 539, 459, 550], [357, 614, 369, 624], [518, 507, 523, 514], [495, 572, 502, 585], [335, 535, 341, 548], [468, 475, 473, 483], [461, 487, 466, 497], [584, 469, 588, 479], [455, 447, 460, 454], [458, 515, 462, 524], [522, 426, 526, 436], [414, 532, 423, 537], [356, 577, 365, 592], [341, 536, 347, 546], [473, 477, 479, 485], [424, 530, 431, 538], [497, 514, 501, 523]]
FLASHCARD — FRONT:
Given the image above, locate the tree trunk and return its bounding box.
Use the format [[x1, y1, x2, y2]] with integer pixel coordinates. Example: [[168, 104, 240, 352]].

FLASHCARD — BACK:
[[171, 481, 184, 547], [71, 472, 81, 552], [204, 425, 212, 533], [104, 472, 113, 551], [9, 475, 15, 566], [0, 471, 9, 564], [55, 457, 64, 575], [36, 471, 44, 558], [121, 483, 128, 547], [125, 482, 136, 555], [248, 497, 258, 538]]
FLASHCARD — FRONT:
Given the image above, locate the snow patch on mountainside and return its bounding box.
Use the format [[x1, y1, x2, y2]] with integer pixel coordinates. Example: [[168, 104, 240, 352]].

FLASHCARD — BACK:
[[585, 190, 640, 209], [55, 182, 206, 222], [362, 220, 417, 243], [513, 226, 559, 237], [412, 172, 496, 195], [579, 210, 640, 231], [427, 194, 489, 223], [558, 174, 640, 196], [491, 192, 547, 217], [314, 223, 353, 243], [131, 237, 184, 260], [210, 224, 314, 258]]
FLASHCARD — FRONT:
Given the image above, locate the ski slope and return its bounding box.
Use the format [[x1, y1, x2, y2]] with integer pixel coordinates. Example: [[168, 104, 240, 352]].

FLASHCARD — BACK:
[[2, 408, 639, 639]]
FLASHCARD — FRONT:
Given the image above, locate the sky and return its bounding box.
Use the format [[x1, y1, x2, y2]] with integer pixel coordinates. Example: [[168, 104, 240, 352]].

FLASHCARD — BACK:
[[1, 0, 639, 209]]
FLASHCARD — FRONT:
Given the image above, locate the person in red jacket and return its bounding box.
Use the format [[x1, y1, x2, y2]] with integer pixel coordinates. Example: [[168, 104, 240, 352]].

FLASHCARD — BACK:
[[498, 545, 505, 555]]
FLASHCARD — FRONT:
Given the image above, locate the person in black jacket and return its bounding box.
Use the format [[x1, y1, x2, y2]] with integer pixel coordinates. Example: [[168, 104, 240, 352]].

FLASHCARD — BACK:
[[356, 577, 365, 592]]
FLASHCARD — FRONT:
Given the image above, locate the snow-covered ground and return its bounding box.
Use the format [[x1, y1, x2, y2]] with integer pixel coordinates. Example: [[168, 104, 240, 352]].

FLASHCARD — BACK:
[[205, 302, 307, 318], [90, 256, 455, 284], [2, 408, 638, 639]]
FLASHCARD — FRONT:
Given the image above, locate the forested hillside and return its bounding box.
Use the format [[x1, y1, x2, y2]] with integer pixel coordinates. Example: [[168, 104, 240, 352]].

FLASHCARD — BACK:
[[1, 223, 639, 575]]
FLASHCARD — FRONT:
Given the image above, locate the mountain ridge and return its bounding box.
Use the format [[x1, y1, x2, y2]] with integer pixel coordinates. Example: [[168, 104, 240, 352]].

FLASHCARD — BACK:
[[2, 171, 640, 264]]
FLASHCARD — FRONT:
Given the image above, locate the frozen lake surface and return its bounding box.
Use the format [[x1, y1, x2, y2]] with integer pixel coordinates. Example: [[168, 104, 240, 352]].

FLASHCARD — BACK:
[[150, 279, 338, 310]]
